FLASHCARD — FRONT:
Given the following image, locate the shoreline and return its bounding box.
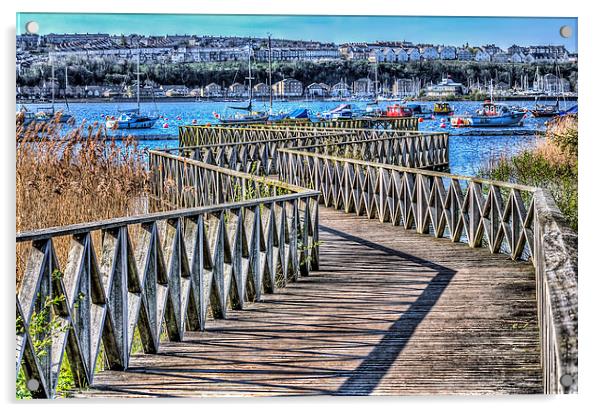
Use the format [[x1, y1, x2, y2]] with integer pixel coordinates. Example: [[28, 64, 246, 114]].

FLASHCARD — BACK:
[[17, 95, 578, 105]]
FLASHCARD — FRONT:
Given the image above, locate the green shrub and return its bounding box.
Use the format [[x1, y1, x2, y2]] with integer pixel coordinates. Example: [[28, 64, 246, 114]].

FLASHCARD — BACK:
[[479, 116, 578, 231]]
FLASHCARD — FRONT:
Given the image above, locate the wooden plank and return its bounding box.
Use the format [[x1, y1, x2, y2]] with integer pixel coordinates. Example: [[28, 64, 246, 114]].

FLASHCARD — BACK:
[[73, 207, 541, 398]]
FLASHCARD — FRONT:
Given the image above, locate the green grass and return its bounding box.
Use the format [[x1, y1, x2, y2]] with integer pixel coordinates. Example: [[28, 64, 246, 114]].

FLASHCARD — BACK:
[[479, 116, 578, 231]]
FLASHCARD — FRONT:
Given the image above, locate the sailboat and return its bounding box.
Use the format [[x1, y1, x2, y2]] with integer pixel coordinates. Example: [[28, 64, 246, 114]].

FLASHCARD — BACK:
[[531, 97, 561, 117], [106, 51, 158, 129], [35, 58, 74, 124], [217, 40, 268, 124]]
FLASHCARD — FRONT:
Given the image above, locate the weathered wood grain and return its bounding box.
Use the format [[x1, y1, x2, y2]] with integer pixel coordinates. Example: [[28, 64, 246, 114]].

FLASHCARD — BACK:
[[73, 208, 541, 397]]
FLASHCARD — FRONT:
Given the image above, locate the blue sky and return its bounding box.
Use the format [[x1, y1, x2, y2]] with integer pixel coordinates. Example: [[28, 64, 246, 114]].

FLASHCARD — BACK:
[[17, 13, 578, 51]]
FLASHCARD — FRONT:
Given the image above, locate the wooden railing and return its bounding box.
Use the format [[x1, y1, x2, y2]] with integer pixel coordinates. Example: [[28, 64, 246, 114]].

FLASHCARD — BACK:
[[306, 117, 418, 130], [168, 131, 355, 175], [179, 124, 420, 147], [277, 147, 578, 393], [167, 131, 448, 175], [15, 152, 320, 398], [289, 133, 448, 170], [532, 190, 578, 394], [189, 117, 419, 132]]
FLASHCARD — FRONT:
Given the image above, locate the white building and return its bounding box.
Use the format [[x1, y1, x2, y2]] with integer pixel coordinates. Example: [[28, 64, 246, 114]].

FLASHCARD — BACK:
[[406, 48, 421, 61], [382, 48, 397, 62], [438, 46, 457, 60], [474, 48, 491, 62], [457, 48, 473, 61], [164, 85, 190, 97], [492, 52, 510, 63], [201, 83, 223, 97], [425, 76, 466, 97], [330, 81, 351, 98], [306, 82, 330, 98], [253, 82, 270, 97], [273, 78, 304, 97], [510, 53, 524, 63], [227, 82, 248, 97], [420, 46, 439, 60], [394, 48, 408, 62], [393, 79, 419, 97], [523, 54, 536, 64]]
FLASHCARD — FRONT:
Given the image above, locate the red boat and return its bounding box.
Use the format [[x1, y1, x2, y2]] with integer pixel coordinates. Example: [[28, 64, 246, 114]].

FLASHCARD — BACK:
[[385, 104, 413, 118]]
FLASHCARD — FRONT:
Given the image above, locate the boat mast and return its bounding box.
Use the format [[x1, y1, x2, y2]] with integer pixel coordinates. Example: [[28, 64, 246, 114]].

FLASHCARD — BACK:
[[268, 33, 273, 112], [374, 60, 378, 100], [64, 64, 70, 111], [245, 39, 254, 108], [136, 50, 141, 113], [50, 54, 55, 110]]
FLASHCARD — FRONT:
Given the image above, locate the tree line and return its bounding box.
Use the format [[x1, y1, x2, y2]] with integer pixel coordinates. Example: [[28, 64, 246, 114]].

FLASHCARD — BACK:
[[17, 59, 578, 91]]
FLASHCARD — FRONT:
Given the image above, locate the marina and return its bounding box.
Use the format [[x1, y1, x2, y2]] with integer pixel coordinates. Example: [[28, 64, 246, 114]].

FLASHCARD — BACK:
[[16, 99, 552, 176]]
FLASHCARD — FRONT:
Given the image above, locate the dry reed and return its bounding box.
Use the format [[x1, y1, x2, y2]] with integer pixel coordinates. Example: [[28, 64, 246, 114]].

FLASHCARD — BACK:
[[16, 117, 151, 285], [479, 115, 578, 230]]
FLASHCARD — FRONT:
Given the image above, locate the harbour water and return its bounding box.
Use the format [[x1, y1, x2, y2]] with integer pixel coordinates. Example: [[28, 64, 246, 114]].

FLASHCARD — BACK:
[[18, 99, 561, 176]]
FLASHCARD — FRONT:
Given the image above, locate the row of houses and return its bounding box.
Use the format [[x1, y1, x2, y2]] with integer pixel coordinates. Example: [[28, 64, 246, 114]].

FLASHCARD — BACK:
[[16, 79, 309, 99], [19, 31, 577, 66], [19, 33, 336, 52], [340, 43, 576, 64], [39, 44, 576, 66]]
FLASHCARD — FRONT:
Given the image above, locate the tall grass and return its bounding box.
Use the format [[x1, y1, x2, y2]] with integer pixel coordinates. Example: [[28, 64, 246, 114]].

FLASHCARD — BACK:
[[479, 115, 578, 231], [16, 117, 154, 398], [16, 117, 151, 285]]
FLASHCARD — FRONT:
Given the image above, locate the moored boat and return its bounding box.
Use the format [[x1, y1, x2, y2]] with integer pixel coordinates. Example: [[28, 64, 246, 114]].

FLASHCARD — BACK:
[[16, 108, 36, 127], [319, 104, 354, 120], [216, 113, 269, 124], [363, 101, 384, 117], [106, 110, 158, 129], [385, 104, 413, 118], [216, 40, 268, 125], [216, 100, 269, 124], [450, 100, 526, 127], [33, 106, 73, 124], [269, 107, 310, 123], [531, 98, 561, 117], [105, 51, 157, 130], [434, 102, 454, 115], [405, 103, 433, 116]]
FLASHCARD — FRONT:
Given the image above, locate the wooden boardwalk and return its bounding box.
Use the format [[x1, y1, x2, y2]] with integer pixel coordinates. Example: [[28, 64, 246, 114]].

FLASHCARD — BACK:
[[74, 207, 542, 398]]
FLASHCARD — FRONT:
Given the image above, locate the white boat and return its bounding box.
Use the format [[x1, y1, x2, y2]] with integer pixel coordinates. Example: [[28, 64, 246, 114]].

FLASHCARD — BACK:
[[106, 51, 157, 130], [319, 104, 354, 120], [106, 110, 158, 129]]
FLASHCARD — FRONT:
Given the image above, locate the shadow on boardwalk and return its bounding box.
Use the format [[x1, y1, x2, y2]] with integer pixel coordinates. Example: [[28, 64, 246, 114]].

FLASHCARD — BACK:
[[77, 209, 540, 397], [321, 226, 456, 395]]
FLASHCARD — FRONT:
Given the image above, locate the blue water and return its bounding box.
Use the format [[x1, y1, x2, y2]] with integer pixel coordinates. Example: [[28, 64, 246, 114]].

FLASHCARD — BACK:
[[19, 99, 558, 176]]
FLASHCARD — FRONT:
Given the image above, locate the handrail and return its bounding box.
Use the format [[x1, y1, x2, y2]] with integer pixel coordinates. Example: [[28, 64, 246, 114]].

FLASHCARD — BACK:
[[533, 189, 578, 394], [278, 147, 535, 192], [16, 149, 320, 398], [276, 145, 578, 394], [166, 132, 449, 175], [178, 123, 421, 146], [15, 192, 317, 243]]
